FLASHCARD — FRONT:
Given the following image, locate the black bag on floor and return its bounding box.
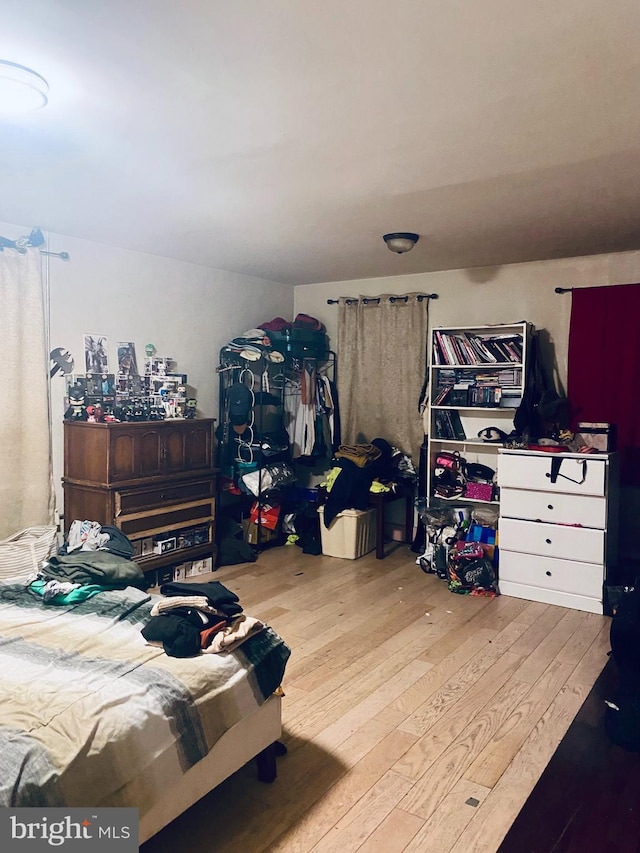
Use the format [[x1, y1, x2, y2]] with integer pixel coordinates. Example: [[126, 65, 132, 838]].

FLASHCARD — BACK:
[[604, 582, 640, 751]]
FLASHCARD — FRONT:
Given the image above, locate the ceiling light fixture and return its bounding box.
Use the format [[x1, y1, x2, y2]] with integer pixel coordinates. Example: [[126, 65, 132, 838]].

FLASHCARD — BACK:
[[383, 232, 420, 254], [0, 59, 49, 116]]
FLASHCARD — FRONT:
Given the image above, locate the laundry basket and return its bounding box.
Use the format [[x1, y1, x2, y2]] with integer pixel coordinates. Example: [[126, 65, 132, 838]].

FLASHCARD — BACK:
[[0, 526, 59, 581]]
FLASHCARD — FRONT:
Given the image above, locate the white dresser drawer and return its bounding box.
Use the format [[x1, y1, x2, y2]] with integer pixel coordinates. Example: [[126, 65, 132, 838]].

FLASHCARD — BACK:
[[498, 517, 605, 564], [499, 550, 603, 599], [498, 580, 602, 614], [499, 488, 607, 528], [498, 452, 606, 497]]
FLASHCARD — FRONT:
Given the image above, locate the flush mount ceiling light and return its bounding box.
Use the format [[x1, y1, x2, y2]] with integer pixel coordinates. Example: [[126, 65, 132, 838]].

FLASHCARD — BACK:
[[383, 232, 420, 254], [0, 60, 49, 116]]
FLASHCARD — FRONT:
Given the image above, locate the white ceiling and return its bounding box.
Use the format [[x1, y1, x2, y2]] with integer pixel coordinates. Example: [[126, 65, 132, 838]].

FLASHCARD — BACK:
[[1, 0, 640, 285]]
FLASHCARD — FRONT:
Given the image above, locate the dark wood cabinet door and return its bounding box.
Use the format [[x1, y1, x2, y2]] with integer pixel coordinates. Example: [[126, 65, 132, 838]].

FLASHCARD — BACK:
[[162, 425, 188, 474], [137, 428, 164, 478], [184, 421, 213, 471], [109, 430, 138, 481]]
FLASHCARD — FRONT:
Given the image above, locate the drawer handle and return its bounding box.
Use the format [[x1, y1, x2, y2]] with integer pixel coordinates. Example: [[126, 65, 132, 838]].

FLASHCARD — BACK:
[[545, 538, 552, 544], [547, 504, 554, 510], [545, 570, 552, 576]]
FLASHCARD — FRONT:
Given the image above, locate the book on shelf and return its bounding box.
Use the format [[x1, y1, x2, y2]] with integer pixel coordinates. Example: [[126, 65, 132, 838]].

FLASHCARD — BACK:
[[448, 385, 471, 406], [470, 335, 498, 363], [468, 385, 502, 406], [434, 410, 452, 438], [432, 385, 451, 405], [433, 329, 525, 367], [447, 409, 466, 440]]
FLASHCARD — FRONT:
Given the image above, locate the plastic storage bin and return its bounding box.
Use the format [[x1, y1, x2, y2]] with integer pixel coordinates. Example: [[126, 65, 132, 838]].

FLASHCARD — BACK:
[[317, 506, 376, 559]]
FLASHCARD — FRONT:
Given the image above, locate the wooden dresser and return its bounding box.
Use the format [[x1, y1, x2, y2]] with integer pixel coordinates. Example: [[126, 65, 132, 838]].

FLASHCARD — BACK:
[[63, 419, 217, 583], [497, 448, 619, 614]]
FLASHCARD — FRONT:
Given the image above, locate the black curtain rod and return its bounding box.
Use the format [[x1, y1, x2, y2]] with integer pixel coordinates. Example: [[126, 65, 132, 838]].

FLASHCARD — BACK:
[[554, 287, 574, 294], [327, 292, 438, 305]]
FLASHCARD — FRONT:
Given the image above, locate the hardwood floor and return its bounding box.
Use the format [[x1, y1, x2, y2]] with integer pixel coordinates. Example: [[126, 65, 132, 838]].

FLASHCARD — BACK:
[[497, 658, 640, 853], [141, 542, 612, 853]]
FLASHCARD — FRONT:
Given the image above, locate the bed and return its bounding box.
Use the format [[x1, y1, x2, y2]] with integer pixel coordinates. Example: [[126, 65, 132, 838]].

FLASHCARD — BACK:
[[0, 580, 290, 844]]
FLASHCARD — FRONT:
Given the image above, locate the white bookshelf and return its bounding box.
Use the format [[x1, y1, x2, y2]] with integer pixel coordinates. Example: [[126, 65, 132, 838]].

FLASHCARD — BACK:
[[426, 322, 533, 507]]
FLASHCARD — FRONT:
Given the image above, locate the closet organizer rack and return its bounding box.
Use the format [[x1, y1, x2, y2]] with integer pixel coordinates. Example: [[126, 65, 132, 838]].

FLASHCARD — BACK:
[[217, 346, 336, 550]]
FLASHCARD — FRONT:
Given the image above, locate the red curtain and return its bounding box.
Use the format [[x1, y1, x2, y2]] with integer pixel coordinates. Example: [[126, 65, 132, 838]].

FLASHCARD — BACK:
[[567, 283, 640, 485]]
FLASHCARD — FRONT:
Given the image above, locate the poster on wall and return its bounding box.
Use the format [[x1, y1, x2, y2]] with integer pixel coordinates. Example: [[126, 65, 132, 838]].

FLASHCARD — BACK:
[[117, 342, 139, 376], [84, 334, 109, 374]]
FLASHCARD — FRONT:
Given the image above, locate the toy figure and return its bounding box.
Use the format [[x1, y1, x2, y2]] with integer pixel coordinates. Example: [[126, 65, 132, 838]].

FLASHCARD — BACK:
[[85, 404, 105, 423], [185, 398, 197, 419], [130, 399, 146, 420], [64, 385, 87, 421]]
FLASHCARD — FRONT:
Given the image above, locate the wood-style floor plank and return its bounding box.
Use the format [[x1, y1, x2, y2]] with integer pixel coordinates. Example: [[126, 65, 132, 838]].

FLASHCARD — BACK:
[[141, 543, 615, 853]]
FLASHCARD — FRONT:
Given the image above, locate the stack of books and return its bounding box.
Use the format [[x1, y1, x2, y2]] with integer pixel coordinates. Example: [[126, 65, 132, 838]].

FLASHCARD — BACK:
[[433, 331, 523, 366], [433, 409, 466, 440]]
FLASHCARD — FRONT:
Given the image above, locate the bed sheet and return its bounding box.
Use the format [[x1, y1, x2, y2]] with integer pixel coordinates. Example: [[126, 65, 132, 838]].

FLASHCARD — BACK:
[[0, 582, 290, 814]]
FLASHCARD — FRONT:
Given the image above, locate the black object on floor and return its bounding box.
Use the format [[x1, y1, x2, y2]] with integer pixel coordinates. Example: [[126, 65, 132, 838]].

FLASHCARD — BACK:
[[498, 658, 640, 853]]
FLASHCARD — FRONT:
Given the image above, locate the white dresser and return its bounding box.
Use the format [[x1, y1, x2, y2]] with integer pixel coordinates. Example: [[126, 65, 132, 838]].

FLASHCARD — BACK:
[[497, 449, 619, 614]]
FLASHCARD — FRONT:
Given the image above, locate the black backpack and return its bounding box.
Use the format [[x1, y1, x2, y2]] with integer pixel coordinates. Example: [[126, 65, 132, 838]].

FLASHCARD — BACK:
[[604, 582, 640, 751], [514, 332, 569, 440]]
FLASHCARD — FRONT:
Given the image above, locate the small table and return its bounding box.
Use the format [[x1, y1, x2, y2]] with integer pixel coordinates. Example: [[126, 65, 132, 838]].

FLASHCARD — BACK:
[[318, 481, 414, 560]]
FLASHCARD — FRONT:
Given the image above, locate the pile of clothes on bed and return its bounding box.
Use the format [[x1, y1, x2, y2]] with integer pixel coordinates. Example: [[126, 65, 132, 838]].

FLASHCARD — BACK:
[[25, 519, 270, 659], [141, 580, 266, 658], [29, 519, 147, 604]]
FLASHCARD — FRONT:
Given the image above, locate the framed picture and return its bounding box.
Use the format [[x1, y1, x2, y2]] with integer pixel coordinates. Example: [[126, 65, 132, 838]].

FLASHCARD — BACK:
[[117, 342, 139, 376], [84, 334, 109, 374]]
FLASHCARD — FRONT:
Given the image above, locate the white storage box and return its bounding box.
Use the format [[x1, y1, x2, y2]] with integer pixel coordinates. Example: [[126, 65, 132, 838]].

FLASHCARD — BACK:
[[317, 506, 376, 559]]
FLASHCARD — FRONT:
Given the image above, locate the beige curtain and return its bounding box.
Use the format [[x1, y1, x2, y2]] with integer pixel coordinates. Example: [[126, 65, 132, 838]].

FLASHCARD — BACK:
[[0, 248, 55, 538], [337, 293, 429, 462]]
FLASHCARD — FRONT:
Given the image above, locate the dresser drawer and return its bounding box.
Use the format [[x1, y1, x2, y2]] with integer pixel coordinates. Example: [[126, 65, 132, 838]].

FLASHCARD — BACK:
[[499, 550, 603, 599], [115, 478, 216, 514], [117, 499, 215, 538], [498, 452, 606, 497], [498, 517, 605, 564], [499, 488, 607, 528]]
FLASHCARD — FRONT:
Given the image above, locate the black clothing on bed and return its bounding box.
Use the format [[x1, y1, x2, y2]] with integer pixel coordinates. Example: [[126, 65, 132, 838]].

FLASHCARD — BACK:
[[159, 581, 243, 617], [141, 614, 202, 658]]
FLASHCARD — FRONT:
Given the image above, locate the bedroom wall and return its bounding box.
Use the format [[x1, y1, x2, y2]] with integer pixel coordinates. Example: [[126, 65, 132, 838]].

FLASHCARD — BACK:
[[292, 247, 640, 391], [293, 249, 640, 559], [0, 220, 294, 517]]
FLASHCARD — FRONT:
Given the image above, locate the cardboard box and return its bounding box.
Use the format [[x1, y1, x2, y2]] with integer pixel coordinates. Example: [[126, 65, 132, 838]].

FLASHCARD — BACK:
[[156, 567, 174, 586], [172, 562, 189, 581], [191, 557, 213, 575], [242, 519, 279, 545], [193, 525, 209, 545], [140, 537, 155, 556], [575, 422, 617, 453], [144, 568, 157, 588], [176, 529, 196, 549], [154, 535, 177, 554]]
